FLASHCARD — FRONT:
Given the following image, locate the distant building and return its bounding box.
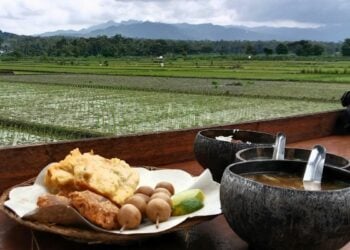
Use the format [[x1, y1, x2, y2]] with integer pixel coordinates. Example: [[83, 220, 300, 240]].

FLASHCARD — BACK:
[[154, 55, 164, 67]]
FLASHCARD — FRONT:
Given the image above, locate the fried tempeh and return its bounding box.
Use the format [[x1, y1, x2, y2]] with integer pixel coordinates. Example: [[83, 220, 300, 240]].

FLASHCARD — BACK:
[[37, 193, 70, 207], [69, 190, 120, 230]]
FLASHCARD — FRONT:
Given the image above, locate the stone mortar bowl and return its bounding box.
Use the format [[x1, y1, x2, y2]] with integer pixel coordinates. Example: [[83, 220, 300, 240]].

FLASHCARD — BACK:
[[235, 146, 350, 169], [193, 129, 275, 182], [220, 160, 350, 250]]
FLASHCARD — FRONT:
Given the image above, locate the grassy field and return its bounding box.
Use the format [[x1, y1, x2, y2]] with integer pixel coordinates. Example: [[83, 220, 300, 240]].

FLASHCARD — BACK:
[[0, 56, 348, 147], [2, 57, 350, 82], [0, 74, 347, 102], [0, 124, 66, 146], [0, 79, 340, 147]]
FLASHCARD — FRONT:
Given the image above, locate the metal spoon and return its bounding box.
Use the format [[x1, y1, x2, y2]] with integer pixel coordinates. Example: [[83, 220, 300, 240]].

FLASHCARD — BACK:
[[303, 145, 326, 191], [272, 132, 286, 160]]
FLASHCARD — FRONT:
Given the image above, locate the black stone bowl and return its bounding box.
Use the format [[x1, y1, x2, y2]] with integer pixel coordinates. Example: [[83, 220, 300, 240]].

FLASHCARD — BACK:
[[235, 146, 350, 169], [193, 129, 275, 182], [220, 160, 350, 250]]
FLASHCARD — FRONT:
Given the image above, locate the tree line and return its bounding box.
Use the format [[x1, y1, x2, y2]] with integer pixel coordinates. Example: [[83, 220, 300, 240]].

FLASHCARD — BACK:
[[0, 31, 347, 58]]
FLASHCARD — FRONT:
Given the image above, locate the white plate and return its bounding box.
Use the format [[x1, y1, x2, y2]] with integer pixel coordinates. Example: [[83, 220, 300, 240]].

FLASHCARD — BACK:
[[5, 165, 221, 235]]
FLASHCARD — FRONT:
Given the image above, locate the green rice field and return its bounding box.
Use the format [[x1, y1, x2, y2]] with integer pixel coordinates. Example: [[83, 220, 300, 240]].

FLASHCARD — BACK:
[[0, 74, 347, 102], [0, 79, 341, 147], [2, 57, 350, 82], [0, 125, 61, 146], [0, 57, 348, 147]]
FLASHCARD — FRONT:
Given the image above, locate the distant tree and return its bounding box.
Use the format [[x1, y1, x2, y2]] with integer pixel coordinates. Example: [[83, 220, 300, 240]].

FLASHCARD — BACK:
[[275, 43, 288, 55], [312, 44, 324, 56], [341, 39, 350, 56], [200, 45, 213, 53], [173, 41, 189, 56], [219, 45, 226, 55], [9, 50, 23, 59], [74, 38, 89, 57], [254, 41, 265, 54], [245, 43, 257, 55], [294, 40, 313, 56], [288, 40, 324, 56], [55, 38, 67, 49], [0, 32, 339, 58], [263, 47, 273, 56]]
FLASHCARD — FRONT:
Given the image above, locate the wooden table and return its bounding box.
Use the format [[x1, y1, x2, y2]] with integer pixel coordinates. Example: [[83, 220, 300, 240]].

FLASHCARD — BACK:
[[1, 110, 350, 250]]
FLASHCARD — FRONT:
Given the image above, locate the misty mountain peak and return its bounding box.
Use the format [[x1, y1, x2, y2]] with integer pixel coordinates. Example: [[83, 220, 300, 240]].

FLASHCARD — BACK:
[[38, 20, 343, 42]]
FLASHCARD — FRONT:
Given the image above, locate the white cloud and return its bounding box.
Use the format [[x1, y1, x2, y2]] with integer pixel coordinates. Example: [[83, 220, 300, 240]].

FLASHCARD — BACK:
[[0, 0, 120, 34], [0, 0, 345, 35], [233, 20, 323, 29]]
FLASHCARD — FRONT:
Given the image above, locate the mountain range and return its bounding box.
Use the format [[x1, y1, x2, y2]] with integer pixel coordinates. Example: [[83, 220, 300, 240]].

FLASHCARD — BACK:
[[39, 20, 347, 42]]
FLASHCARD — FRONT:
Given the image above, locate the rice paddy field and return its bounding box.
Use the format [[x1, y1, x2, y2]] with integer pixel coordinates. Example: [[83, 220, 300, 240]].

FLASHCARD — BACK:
[[0, 74, 347, 102], [0, 57, 348, 147], [0, 125, 61, 146], [2, 56, 350, 82]]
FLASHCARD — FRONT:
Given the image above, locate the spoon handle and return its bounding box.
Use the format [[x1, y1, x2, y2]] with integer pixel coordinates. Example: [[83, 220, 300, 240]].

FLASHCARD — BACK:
[[272, 132, 286, 160], [303, 145, 326, 190]]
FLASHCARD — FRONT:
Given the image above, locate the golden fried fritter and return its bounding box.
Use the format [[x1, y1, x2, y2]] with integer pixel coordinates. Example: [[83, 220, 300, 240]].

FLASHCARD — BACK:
[[45, 148, 139, 205]]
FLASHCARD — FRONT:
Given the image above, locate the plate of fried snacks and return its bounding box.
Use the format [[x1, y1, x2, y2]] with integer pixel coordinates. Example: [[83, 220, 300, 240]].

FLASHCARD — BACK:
[[1, 148, 221, 243]]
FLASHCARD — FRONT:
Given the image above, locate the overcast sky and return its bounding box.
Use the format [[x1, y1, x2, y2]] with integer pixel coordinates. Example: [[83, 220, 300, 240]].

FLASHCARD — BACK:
[[0, 0, 349, 35]]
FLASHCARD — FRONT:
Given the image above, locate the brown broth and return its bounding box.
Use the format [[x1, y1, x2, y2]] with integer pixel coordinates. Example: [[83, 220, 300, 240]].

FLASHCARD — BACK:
[[243, 172, 349, 190]]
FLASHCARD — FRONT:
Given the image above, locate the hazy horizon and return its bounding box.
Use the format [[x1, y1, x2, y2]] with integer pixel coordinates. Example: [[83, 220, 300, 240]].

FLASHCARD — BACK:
[[0, 0, 348, 36]]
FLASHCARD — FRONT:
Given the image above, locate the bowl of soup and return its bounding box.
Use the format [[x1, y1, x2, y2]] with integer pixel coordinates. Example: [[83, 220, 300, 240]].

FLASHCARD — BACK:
[[220, 160, 350, 250], [193, 129, 275, 182], [235, 146, 350, 169]]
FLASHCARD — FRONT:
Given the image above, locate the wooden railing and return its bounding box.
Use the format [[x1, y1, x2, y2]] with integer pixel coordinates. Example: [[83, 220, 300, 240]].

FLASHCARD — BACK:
[[0, 109, 345, 193]]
